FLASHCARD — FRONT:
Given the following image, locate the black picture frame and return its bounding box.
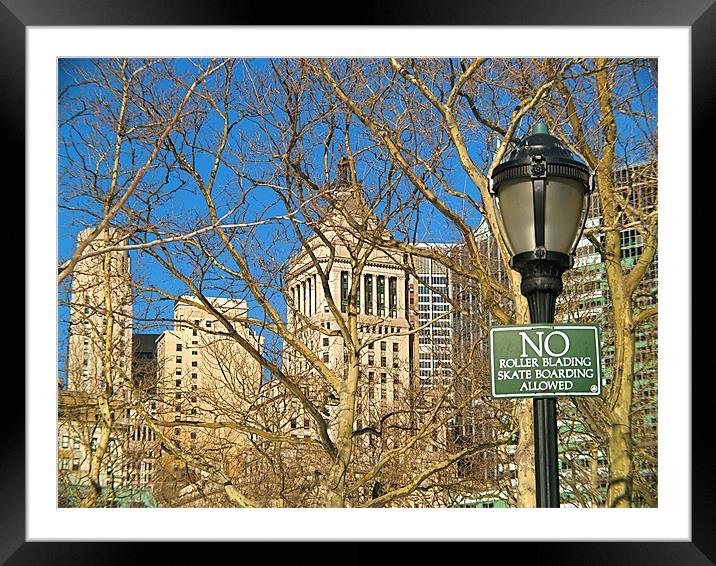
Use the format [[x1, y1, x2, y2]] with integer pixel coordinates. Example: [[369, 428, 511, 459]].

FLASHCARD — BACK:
[[8, 1, 707, 563]]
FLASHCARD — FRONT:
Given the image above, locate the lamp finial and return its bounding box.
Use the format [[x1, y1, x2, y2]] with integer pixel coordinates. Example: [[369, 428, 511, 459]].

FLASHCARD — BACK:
[[530, 121, 549, 136]]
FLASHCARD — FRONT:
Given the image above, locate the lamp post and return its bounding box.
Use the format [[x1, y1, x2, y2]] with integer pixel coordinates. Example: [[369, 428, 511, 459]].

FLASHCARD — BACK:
[[490, 122, 593, 508]]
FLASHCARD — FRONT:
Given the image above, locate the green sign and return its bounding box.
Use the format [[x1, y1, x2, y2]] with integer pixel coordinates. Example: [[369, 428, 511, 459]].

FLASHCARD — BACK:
[[490, 324, 602, 399]]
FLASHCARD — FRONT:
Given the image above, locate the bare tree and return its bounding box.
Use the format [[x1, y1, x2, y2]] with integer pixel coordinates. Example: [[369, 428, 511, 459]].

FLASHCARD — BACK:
[[543, 59, 658, 507]]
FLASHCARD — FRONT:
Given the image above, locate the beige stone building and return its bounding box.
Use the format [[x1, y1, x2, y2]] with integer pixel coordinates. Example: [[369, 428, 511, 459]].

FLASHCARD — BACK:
[[57, 387, 158, 507], [66, 228, 132, 394], [153, 296, 264, 502], [281, 175, 413, 446]]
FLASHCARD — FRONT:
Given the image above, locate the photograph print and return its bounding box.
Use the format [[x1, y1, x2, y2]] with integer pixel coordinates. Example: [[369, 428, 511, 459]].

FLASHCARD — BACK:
[[56, 57, 658, 510]]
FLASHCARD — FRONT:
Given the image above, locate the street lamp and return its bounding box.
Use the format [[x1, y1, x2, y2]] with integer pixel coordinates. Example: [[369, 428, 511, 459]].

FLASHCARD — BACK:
[[490, 121, 593, 508]]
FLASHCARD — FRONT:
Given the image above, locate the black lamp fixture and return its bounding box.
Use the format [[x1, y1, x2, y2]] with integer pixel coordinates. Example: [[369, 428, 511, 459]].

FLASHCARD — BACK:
[[490, 121, 593, 322], [490, 121, 593, 508]]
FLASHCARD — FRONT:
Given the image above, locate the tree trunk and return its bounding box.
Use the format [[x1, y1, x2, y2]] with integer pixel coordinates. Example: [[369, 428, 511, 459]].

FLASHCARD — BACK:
[[323, 397, 352, 507], [322, 325, 360, 507], [514, 400, 536, 507], [511, 275, 536, 507], [607, 314, 636, 507], [595, 58, 637, 508], [80, 231, 115, 507]]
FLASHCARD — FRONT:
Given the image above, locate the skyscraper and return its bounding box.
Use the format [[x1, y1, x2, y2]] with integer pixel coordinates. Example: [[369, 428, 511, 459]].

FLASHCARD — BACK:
[[65, 228, 132, 394], [60, 228, 157, 507], [413, 246, 455, 389]]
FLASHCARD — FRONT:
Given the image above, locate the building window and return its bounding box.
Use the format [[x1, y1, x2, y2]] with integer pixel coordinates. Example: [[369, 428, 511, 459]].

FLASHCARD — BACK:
[[290, 418, 297, 429], [72, 458, 80, 471], [176, 356, 182, 363], [377, 276, 385, 316], [313, 275, 318, 312], [176, 379, 182, 387], [176, 368, 182, 375], [364, 274, 373, 315], [340, 271, 349, 313], [206, 321, 212, 328], [323, 352, 329, 363], [73, 437, 80, 449], [61, 435, 69, 448], [323, 337, 329, 347], [389, 277, 397, 317], [174, 428, 181, 435], [192, 361, 198, 367], [190, 432, 197, 439], [176, 344, 182, 351], [307, 277, 313, 315], [302, 281, 307, 314], [61, 458, 70, 470], [192, 350, 198, 356], [620, 228, 644, 259]]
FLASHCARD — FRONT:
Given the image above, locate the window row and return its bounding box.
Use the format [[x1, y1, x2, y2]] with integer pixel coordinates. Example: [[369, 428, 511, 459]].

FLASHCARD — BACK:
[[341, 272, 400, 318]]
